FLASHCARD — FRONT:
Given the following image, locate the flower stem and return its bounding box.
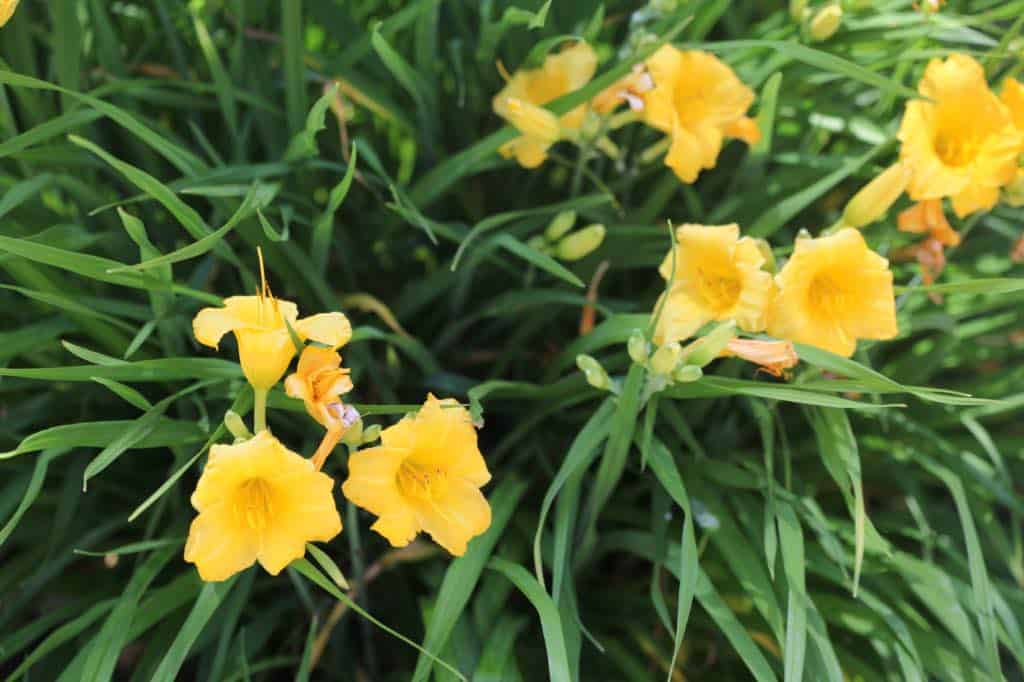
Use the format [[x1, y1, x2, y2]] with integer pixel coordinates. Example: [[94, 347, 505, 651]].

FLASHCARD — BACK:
[[311, 427, 344, 471], [253, 387, 268, 433]]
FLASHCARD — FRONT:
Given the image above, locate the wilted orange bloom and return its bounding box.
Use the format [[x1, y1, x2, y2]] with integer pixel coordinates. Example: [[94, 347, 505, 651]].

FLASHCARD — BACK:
[[285, 346, 354, 430], [721, 339, 799, 378], [898, 199, 960, 247], [894, 238, 947, 295]]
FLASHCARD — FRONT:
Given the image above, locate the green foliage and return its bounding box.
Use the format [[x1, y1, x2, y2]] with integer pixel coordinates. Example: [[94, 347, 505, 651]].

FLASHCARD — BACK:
[[1, 1, 1023, 681]]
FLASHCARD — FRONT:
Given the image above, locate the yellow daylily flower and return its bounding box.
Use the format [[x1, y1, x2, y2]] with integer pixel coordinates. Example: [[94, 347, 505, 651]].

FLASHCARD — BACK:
[[898, 54, 1023, 218], [642, 46, 759, 183], [184, 431, 342, 582], [767, 229, 897, 357], [493, 41, 598, 168], [342, 394, 491, 556], [653, 224, 774, 345], [285, 346, 354, 429], [0, 0, 19, 27], [193, 295, 351, 390]]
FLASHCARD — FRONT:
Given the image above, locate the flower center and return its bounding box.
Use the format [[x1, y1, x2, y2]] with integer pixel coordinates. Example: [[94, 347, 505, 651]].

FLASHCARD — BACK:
[[397, 459, 447, 501], [807, 274, 848, 320], [236, 478, 274, 531], [694, 266, 742, 314], [933, 132, 981, 167]]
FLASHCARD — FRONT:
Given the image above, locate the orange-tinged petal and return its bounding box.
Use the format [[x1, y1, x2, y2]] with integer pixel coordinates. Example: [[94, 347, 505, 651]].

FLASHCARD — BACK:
[[665, 123, 703, 184], [724, 117, 761, 145]]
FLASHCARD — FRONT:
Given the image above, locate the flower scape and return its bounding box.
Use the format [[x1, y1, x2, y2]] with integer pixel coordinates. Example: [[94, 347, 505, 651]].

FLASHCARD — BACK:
[[1, 3, 1023, 682]]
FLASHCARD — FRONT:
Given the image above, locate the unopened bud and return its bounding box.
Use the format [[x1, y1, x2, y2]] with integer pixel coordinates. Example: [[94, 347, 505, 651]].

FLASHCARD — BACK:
[[789, 0, 808, 21], [753, 238, 776, 273], [361, 424, 382, 444], [545, 210, 577, 241], [577, 354, 611, 390], [340, 418, 364, 446], [628, 329, 649, 364], [503, 98, 561, 143], [224, 410, 252, 440], [808, 4, 842, 42], [672, 365, 703, 383], [843, 162, 910, 228], [527, 234, 550, 253], [556, 224, 606, 261], [680, 321, 738, 368], [1004, 170, 1024, 207], [650, 342, 682, 375]]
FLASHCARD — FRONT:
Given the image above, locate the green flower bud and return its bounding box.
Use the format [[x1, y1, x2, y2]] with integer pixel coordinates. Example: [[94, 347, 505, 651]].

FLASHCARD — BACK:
[[340, 418, 364, 446], [223, 410, 252, 440], [672, 365, 703, 383], [556, 224, 606, 261], [545, 210, 577, 242], [628, 330, 649, 364], [577, 354, 611, 390], [361, 424, 382, 444], [650, 342, 682, 375], [808, 4, 842, 42], [680, 321, 738, 368], [789, 0, 808, 21]]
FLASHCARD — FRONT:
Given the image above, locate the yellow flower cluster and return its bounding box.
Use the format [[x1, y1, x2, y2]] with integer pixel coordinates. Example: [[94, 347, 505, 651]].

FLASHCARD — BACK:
[[184, 258, 491, 582], [492, 42, 759, 183], [654, 224, 897, 358]]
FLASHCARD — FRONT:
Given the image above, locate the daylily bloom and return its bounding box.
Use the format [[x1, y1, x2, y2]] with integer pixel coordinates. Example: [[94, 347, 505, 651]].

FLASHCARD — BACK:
[[898, 54, 1023, 218], [0, 0, 19, 27], [493, 41, 598, 168], [285, 346, 354, 429], [642, 46, 760, 183], [193, 296, 351, 390], [898, 199, 960, 246], [653, 224, 774, 345], [767, 229, 897, 357], [184, 431, 343, 582], [342, 394, 491, 556]]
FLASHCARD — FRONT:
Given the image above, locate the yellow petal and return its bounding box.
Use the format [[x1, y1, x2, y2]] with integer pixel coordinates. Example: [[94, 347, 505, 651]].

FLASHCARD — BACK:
[[652, 288, 711, 346], [415, 478, 492, 556], [184, 506, 258, 582], [1002, 78, 1024, 132], [258, 470, 342, 575], [371, 512, 420, 548], [295, 312, 352, 349], [192, 305, 242, 350], [951, 183, 1000, 218], [665, 124, 703, 184], [724, 117, 761, 145], [341, 446, 411, 518], [235, 328, 297, 390], [0, 0, 20, 27]]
